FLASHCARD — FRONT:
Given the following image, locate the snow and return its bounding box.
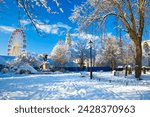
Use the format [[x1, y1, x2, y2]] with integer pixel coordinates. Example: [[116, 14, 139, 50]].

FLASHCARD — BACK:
[[0, 72, 150, 100], [15, 63, 37, 74]]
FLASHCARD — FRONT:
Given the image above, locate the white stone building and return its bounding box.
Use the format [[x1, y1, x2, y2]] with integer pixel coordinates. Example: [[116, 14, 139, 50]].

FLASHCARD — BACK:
[[142, 40, 150, 67]]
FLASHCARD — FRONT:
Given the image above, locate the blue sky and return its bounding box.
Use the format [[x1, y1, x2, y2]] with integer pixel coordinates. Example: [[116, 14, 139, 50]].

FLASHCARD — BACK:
[[0, 0, 83, 55], [0, 0, 149, 55]]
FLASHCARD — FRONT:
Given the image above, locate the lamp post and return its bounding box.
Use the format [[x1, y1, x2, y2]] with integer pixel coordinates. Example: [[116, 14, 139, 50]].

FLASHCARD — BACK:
[[89, 40, 93, 79], [148, 53, 150, 66]]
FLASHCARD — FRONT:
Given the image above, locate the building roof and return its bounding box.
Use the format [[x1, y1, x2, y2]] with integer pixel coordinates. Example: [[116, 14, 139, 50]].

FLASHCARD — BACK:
[[0, 55, 15, 65], [0, 55, 15, 61]]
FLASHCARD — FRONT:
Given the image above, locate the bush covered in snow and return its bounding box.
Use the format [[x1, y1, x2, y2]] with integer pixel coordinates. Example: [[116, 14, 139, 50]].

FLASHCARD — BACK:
[[15, 63, 37, 74], [8, 53, 41, 74], [1, 68, 9, 73]]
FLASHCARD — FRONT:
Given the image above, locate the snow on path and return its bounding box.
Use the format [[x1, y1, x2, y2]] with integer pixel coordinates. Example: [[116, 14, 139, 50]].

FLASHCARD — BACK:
[[0, 72, 150, 100]]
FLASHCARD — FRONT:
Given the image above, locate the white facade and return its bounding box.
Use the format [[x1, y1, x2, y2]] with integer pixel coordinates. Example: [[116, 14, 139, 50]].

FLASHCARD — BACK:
[[142, 40, 150, 66]]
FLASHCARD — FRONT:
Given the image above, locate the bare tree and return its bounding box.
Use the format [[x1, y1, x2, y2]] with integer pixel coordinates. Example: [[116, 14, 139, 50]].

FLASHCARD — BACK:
[[95, 36, 121, 69], [50, 41, 69, 67], [72, 40, 89, 70], [122, 41, 136, 66], [70, 0, 150, 79]]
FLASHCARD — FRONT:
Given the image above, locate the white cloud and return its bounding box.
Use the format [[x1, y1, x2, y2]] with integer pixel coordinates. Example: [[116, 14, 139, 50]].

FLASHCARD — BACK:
[[20, 19, 30, 26], [56, 22, 72, 30], [36, 24, 59, 34], [35, 22, 72, 35], [0, 20, 71, 36], [18, 19, 71, 35], [71, 32, 99, 40], [51, 27, 59, 34], [0, 20, 30, 33], [0, 25, 16, 33]]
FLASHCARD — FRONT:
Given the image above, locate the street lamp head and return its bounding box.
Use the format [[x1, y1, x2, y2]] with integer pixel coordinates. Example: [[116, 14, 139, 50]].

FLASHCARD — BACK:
[[88, 40, 93, 47]]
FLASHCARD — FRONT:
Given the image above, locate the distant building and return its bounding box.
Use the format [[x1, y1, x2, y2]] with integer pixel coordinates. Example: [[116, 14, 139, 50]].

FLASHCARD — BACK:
[[142, 40, 150, 66], [65, 31, 71, 47]]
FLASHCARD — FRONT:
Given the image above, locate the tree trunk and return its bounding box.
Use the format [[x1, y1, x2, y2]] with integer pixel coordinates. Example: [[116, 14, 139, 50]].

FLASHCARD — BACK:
[[134, 42, 142, 80], [111, 58, 116, 70], [129, 29, 143, 80], [80, 58, 84, 70]]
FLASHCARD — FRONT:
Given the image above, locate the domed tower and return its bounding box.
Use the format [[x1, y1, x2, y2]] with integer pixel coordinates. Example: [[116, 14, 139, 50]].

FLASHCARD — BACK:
[[65, 31, 71, 47]]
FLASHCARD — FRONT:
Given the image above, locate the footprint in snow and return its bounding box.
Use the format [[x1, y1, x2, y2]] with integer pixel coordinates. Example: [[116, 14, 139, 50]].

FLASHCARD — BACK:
[[78, 89, 86, 98]]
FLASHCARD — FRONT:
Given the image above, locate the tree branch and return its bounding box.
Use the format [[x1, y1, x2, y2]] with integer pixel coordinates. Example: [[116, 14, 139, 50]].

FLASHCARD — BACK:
[[21, 0, 42, 35], [138, 0, 145, 38], [126, 0, 136, 31]]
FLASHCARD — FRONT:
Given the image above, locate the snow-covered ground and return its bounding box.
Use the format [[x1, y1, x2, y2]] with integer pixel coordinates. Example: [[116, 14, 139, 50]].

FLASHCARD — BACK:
[[0, 72, 150, 100]]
